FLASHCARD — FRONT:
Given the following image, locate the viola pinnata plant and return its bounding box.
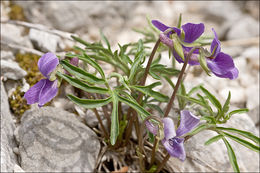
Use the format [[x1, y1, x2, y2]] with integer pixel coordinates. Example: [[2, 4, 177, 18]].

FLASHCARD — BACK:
[[24, 15, 259, 172]]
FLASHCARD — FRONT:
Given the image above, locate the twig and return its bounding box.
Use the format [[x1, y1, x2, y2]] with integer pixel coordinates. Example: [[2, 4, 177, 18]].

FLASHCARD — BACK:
[[1, 20, 78, 40]]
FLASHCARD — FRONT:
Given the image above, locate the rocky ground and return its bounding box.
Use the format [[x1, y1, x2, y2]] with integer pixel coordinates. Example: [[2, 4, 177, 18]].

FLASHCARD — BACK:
[[1, 1, 259, 172]]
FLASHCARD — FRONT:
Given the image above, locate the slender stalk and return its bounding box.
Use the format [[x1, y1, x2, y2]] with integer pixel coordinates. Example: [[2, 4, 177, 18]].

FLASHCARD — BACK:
[[124, 39, 161, 145], [149, 138, 159, 169], [92, 108, 109, 139], [96, 94, 111, 127], [86, 93, 109, 139], [155, 153, 170, 173], [164, 47, 199, 117], [138, 116, 163, 172]]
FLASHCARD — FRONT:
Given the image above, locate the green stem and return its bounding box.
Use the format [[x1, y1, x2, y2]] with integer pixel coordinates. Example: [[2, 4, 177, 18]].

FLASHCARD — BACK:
[[149, 138, 159, 169], [164, 47, 199, 117]]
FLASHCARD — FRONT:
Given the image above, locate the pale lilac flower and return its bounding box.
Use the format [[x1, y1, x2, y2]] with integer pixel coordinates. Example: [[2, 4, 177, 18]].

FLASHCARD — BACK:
[[206, 29, 239, 80], [24, 52, 59, 107], [146, 110, 200, 161]]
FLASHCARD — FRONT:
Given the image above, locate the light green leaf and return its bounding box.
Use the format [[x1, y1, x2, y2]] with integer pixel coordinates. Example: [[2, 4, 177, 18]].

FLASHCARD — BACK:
[[117, 95, 150, 120], [200, 86, 222, 111], [71, 35, 90, 47], [222, 137, 240, 172], [198, 49, 211, 75], [67, 94, 112, 109], [223, 91, 231, 113], [146, 104, 164, 116], [57, 72, 108, 94], [228, 108, 249, 119], [185, 124, 209, 136], [187, 84, 203, 96], [66, 53, 106, 79], [222, 132, 260, 152], [110, 93, 119, 145], [172, 35, 184, 61], [129, 50, 145, 82], [204, 134, 223, 145], [60, 60, 105, 84], [177, 13, 182, 28], [216, 127, 260, 145], [130, 84, 169, 102], [100, 30, 111, 51]]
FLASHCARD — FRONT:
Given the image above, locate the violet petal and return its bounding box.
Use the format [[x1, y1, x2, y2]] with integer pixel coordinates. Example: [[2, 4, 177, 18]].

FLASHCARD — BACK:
[[152, 20, 170, 32], [160, 33, 173, 48], [182, 23, 205, 43], [162, 117, 176, 140], [145, 120, 158, 136], [176, 110, 200, 137], [210, 28, 221, 57], [207, 52, 238, 79], [162, 137, 186, 161], [38, 79, 58, 107], [24, 79, 46, 105], [38, 52, 59, 78], [151, 20, 180, 37]]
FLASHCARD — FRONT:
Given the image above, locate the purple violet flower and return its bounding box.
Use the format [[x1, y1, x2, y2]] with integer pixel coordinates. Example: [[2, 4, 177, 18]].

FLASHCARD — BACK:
[[24, 52, 59, 107], [152, 20, 204, 65], [146, 110, 200, 161], [206, 29, 239, 80]]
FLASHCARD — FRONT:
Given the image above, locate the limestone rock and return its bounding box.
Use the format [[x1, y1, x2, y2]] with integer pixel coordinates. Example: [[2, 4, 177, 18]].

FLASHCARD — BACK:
[[227, 16, 259, 40], [17, 106, 100, 172], [1, 60, 27, 80], [1, 81, 19, 172], [29, 28, 60, 52]]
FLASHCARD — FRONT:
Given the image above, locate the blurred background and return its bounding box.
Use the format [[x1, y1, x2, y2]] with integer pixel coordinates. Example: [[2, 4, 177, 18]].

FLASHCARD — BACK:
[[1, 1, 259, 172]]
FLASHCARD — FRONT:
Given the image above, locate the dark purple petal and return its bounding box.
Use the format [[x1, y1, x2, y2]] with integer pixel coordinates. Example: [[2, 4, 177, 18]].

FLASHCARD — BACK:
[[24, 79, 46, 105], [38, 79, 58, 107], [38, 52, 59, 78], [151, 20, 180, 37], [207, 52, 238, 79], [152, 20, 170, 32], [162, 137, 186, 161], [176, 110, 200, 137], [160, 33, 173, 48], [182, 23, 205, 43], [210, 28, 221, 57], [145, 120, 158, 136], [162, 117, 176, 140]]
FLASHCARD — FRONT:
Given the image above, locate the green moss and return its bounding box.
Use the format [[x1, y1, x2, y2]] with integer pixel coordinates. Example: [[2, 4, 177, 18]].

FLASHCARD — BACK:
[[8, 3, 26, 21], [9, 85, 30, 119]]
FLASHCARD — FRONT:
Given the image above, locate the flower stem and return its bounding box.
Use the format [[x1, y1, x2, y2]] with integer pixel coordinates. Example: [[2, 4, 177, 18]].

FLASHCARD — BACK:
[[163, 47, 199, 117], [138, 116, 163, 172], [149, 138, 159, 169], [155, 153, 170, 173], [124, 38, 161, 145]]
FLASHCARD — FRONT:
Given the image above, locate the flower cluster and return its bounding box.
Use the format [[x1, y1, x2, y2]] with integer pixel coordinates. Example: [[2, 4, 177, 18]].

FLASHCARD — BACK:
[[152, 20, 238, 80]]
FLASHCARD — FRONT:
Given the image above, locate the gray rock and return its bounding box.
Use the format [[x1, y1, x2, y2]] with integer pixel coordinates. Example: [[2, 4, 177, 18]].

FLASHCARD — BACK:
[[227, 16, 259, 40], [29, 28, 60, 52], [0, 50, 15, 61], [1, 60, 27, 80], [17, 106, 100, 172], [1, 81, 19, 172], [164, 113, 259, 172], [1, 23, 33, 48]]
